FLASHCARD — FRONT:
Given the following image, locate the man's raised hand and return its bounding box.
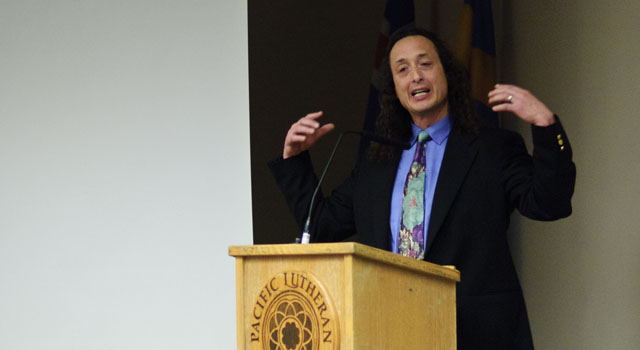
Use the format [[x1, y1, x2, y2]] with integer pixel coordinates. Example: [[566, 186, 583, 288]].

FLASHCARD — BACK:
[[283, 111, 335, 159]]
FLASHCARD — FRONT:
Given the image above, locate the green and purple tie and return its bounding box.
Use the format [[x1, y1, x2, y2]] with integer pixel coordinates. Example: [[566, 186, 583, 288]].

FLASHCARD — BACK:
[[398, 130, 430, 260]]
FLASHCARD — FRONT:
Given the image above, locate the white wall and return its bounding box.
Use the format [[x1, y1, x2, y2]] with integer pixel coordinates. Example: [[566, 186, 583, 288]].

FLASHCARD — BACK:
[[0, 1, 251, 349]]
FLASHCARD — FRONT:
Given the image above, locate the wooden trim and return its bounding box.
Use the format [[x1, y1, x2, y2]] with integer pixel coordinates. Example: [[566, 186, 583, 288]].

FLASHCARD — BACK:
[[229, 242, 460, 282], [234, 257, 244, 350], [343, 255, 354, 350]]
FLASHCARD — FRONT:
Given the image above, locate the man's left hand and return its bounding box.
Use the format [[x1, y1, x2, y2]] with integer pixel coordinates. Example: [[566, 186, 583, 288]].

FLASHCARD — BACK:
[[488, 84, 555, 127]]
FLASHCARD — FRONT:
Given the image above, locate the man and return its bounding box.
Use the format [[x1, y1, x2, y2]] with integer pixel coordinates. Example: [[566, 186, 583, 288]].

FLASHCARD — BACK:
[[269, 27, 575, 349]]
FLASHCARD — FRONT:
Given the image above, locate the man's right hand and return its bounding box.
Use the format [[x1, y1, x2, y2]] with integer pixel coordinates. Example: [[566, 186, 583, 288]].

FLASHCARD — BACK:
[[283, 111, 335, 159]]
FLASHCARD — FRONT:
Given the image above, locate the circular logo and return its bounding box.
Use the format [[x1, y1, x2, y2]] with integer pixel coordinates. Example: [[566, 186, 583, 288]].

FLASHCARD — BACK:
[[249, 271, 339, 350], [263, 290, 317, 350]]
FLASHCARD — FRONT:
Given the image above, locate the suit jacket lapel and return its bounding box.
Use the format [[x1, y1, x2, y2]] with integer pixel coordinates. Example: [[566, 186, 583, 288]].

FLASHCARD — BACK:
[[425, 128, 479, 255]]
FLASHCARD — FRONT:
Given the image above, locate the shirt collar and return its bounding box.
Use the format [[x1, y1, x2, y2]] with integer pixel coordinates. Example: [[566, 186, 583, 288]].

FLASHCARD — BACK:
[[410, 116, 451, 146]]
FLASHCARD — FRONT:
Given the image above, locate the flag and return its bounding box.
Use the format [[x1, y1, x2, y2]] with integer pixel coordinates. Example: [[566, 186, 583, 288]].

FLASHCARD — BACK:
[[453, 0, 499, 127], [359, 0, 415, 155]]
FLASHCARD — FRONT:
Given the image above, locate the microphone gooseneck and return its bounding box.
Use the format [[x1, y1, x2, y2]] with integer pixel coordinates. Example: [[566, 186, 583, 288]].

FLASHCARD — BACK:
[[300, 130, 409, 244]]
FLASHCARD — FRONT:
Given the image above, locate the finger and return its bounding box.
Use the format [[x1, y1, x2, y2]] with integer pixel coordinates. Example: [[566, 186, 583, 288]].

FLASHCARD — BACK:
[[489, 85, 513, 95], [314, 123, 335, 139], [297, 111, 324, 128], [288, 134, 307, 143], [488, 83, 523, 98], [304, 123, 334, 144], [488, 84, 507, 95], [488, 92, 516, 106], [491, 102, 516, 113], [298, 118, 321, 129], [489, 85, 504, 97], [488, 90, 507, 100], [488, 88, 509, 102], [288, 122, 333, 143], [304, 111, 324, 120], [291, 124, 318, 135]]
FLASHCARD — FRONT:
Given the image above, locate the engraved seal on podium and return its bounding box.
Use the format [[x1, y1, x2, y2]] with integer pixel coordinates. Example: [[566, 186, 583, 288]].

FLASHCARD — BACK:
[[250, 271, 339, 350]]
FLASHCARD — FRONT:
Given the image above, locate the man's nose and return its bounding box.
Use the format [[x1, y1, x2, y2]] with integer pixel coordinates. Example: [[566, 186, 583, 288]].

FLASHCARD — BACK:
[[411, 68, 424, 82]]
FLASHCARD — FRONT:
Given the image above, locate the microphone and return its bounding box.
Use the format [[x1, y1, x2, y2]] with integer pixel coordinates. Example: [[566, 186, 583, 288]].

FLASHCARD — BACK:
[[300, 130, 410, 244]]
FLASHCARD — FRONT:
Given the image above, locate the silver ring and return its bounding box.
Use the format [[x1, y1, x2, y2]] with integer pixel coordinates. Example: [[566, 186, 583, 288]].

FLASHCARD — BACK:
[[507, 95, 513, 102]]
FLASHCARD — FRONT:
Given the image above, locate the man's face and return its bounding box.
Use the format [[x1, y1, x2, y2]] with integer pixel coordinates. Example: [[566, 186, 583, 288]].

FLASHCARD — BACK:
[[389, 35, 449, 123]]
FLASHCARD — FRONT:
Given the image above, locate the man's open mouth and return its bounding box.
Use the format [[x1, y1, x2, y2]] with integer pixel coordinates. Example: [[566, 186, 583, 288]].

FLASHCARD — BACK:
[[411, 89, 430, 97]]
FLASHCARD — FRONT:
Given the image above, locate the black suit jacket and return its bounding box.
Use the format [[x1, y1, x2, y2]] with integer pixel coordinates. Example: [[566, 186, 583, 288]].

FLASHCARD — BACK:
[[269, 121, 576, 350]]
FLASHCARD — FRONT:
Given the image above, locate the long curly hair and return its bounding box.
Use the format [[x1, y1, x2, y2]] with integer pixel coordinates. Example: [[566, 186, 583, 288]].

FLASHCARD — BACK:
[[369, 26, 481, 161]]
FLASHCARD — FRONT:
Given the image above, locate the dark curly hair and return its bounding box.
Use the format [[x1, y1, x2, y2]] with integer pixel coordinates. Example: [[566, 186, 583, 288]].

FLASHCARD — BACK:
[[369, 26, 481, 161]]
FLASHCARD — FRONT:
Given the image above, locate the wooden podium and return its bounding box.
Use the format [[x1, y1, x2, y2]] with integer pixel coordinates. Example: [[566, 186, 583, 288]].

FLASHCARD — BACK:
[[229, 242, 460, 350]]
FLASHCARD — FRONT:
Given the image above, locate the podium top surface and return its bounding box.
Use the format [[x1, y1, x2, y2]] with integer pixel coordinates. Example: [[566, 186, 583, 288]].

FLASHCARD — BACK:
[[229, 242, 460, 282]]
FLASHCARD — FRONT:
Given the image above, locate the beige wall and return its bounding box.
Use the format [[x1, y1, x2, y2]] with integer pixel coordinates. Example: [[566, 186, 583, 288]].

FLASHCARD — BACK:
[[249, 1, 640, 348], [501, 1, 640, 348]]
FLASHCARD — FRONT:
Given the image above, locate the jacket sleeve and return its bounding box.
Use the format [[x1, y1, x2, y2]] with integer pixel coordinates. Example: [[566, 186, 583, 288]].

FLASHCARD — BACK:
[[502, 116, 577, 220], [268, 151, 358, 242]]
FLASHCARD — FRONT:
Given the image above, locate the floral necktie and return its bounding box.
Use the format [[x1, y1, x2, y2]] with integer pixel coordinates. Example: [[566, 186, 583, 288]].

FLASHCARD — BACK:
[[398, 130, 430, 259]]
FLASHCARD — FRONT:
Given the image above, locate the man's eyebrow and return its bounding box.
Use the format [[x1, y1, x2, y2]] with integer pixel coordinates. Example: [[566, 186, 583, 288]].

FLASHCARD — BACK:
[[393, 58, 408, 65], [393, 52, 430, 64]]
